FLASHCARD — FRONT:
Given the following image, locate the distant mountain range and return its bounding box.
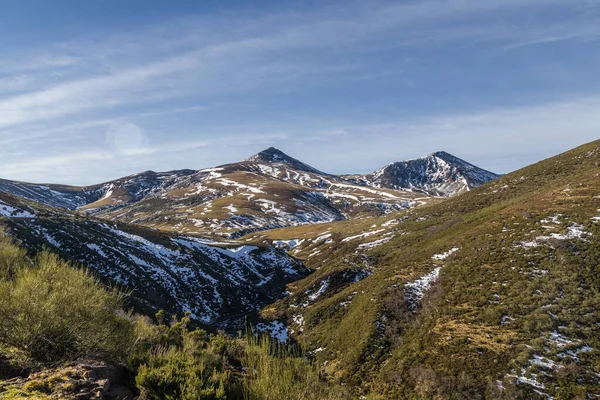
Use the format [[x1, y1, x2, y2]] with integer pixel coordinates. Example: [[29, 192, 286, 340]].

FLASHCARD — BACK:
[[0, 148, 499, 238]]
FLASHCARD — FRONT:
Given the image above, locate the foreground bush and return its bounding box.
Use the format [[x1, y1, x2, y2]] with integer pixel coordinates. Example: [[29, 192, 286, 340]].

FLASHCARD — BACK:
[[131, 314, 241, 400], [242, 335, 348, 400], [0, 238, 133, 364], [129, 314, 347, 400]]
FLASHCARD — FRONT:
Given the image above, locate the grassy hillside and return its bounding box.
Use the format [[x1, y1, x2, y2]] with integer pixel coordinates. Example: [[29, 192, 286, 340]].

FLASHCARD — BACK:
[[254, 140, 600, 399]]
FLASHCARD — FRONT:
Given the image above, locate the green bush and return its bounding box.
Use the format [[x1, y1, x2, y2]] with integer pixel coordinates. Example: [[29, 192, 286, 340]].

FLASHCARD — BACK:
[[242, 335, 348, 400], [135, 347, 229, 400], [0, 242, 133, 364], [131, 313, 240, 400]]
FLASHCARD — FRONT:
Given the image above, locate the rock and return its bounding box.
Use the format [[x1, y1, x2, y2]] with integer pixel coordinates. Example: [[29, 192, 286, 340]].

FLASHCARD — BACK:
[[0, 359, 135, 399]]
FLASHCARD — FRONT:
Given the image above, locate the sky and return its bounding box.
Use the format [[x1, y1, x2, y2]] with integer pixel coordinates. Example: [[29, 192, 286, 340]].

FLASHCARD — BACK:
[[1, 0, 600, 185]]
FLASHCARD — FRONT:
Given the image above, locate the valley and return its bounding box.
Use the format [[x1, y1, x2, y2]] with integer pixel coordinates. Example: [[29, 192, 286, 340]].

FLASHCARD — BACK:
[[1, 142, 599, 399]]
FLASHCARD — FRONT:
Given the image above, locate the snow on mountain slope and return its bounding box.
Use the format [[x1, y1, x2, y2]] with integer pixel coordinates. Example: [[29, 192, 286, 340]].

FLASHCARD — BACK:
[[0, 169, 196, 211], [347, 151, 500, 197], [0, 178, 102, 209], [88, 150, 428, 237], [0, 148, 495, 237], [0, 193, 309, 328], [79, 169, 196, 211]]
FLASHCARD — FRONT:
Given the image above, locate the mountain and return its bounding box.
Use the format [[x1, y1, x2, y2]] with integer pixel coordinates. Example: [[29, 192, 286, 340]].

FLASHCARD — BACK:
[[0, 147, 498, 223], [0, 192, 309, 328], [0, 149, 497, 239], [247, 139, 600, 398], [0, 169, 196, 211], [83, 149, 434, 238], [0, 178, 101, 209], [244, 147, 328, 175], [78, 169, 197, 212], [347, 151, 500, 196]]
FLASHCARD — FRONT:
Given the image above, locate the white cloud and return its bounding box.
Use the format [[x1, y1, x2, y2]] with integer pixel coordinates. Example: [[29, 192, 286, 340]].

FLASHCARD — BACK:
[[1, 0, 594, 129], [0, 0, 599, 183]]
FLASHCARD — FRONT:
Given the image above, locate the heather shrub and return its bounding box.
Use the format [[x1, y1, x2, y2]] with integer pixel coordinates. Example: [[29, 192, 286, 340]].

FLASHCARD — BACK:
[[0, 241, 133, 364], [242, 335, 348, 400], [131, 313, 240, 400]]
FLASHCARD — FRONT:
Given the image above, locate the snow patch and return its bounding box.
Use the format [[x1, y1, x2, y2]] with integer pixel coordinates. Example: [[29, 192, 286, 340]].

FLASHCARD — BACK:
[[308, 278, 330, 301], [0, 201, 36, 218], [432, 247, 459, 260], [342, 229, 385, 243], [404, 267, 441, 310], [356, 235, 392, 250], [255, 321, 289, 342]]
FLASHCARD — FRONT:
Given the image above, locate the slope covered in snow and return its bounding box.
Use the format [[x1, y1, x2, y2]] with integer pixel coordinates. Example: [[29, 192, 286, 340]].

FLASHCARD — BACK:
[[0, 169, 196, 211], [0, 148, 496, 237], [0, 193, 309, 328], [347, 151, 500, 197]]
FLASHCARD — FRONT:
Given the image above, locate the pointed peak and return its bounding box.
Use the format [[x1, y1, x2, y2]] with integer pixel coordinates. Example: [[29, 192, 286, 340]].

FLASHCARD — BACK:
[[251, 147, 290, 162], [246, 147, 326, 175], [246, 147, 300, 164], [428, 151, 467, 165], [430, 151, 452, 158]]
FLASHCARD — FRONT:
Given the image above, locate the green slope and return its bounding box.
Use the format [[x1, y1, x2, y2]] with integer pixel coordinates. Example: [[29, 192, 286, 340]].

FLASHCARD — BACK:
[[255, 139, 600, 399]]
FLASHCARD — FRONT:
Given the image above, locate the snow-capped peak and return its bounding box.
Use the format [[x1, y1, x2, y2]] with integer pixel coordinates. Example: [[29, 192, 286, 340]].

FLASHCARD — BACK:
[[352, 151, 499, 197], [249, 147, 289, 162], [246, 147, 326, 175]]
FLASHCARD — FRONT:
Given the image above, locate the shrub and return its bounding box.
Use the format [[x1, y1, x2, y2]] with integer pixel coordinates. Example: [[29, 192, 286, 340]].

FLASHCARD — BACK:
[[0, 245, 133, 364], [242, 335, 348, 400], [135, 347, 229, 400], [131, 313, 240, 400]]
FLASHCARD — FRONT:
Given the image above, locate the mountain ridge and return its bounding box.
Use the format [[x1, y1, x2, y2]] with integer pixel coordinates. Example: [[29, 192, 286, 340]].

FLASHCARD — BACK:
[[0, 148, 498, 214], [348, 150, 500, 197]]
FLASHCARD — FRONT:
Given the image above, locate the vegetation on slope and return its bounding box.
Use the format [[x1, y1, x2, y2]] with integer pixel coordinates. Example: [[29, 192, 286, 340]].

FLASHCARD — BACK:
[[2, 140, 600, 399], [0, 235, 132, 366], [252, 140, 600, 399], [0, 234, 344, 399]]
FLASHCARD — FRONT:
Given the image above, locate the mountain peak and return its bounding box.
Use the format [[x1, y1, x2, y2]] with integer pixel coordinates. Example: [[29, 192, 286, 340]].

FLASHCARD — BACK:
[[430, 150, 452, 158], [366, 151, 500, 197], [252, 147, 290, 162], [246, 147, 326, 175]]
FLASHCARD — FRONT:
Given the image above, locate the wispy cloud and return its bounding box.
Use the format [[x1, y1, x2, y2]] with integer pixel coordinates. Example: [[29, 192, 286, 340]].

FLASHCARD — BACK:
[[300, 96, 600, 174], [2, 0, 595, 129], [0, 0, 599, 183]]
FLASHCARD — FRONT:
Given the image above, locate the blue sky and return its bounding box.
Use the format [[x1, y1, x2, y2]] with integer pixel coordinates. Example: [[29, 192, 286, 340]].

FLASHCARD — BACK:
[[1, 0, 599, 185]]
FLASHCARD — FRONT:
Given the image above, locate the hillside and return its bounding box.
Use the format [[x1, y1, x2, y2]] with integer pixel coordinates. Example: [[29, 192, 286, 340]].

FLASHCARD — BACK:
[[0, 192, 309, 328], [0, 170, 196, 211], [246, 140, 600, 399]]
